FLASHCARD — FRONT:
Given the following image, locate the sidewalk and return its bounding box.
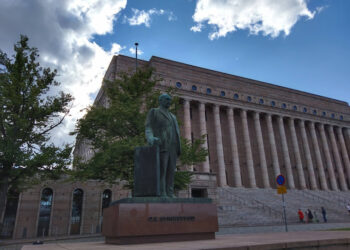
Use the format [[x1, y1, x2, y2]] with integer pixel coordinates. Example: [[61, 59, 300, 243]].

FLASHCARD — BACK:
[[2, 222, 350, 250], [219, 221, 350, 234], [21, 231, 350, 250]]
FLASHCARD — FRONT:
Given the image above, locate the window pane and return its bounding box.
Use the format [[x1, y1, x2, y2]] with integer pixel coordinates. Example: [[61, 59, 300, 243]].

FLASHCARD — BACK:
[[102, 189, 112, 210], [1, 190, 19, 238], [70, 189, 83, 235], [37, 188, 53, 237]]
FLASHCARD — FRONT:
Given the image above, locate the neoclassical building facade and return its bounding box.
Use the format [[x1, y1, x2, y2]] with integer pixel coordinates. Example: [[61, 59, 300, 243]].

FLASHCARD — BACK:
[[95, 55, 350, 192], [2, 54, 350, 240]]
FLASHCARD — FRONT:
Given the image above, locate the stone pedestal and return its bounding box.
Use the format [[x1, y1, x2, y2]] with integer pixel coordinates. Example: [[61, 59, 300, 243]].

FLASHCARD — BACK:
[[102, 198, 218, 244]]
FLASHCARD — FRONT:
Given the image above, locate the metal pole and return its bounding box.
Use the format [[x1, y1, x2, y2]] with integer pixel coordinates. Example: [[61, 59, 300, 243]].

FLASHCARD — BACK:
[[134, 42, 138, 71], [282, 193, 288, 232]]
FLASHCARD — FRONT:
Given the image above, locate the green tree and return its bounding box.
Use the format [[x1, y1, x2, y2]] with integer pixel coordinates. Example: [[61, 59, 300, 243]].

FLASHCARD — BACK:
[[71, 68, 207, 192], [0, 36, 73, 225]]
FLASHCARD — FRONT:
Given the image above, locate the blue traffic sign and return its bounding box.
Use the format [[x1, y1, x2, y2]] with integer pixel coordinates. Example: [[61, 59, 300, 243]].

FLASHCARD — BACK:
[[276, 174, 285, 186]]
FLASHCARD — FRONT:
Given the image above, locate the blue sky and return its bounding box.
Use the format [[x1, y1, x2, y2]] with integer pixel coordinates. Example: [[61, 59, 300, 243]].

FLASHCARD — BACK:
[[0, 0, 349, 145], [95, 0, 350, 103]]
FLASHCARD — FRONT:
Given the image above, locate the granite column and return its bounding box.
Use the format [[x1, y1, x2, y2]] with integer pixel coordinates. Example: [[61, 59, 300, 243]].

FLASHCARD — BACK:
[[241, 110, 256, 188], [278, 116, 295, 189], [328, 125, 347, 191], [214, 105, 227, 187], [254, 112, 270, 188], [199, 102, 210, 173], [227, 107, 242, 187]]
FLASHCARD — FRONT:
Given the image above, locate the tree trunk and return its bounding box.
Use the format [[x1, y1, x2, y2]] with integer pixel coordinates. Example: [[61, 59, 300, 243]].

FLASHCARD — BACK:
[[0, 178, 9, 231]]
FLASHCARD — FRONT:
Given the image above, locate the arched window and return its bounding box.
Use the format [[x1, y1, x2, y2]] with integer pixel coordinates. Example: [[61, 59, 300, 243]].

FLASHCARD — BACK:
[[102, 189, 112, 210], [70, 189, 83, 235], [1, 190, 19, 238], [176, 82, 182, 88], [233, 93, 239, 99], [37, 188, 53, 237], [220, 91, 225, 97], [191, 85, 197, 91]]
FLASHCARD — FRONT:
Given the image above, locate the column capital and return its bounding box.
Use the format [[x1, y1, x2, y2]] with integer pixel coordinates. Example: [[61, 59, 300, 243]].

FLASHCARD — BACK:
[[253, 112, 260, 120], [298, 120, 308, 130], [326, 124, 334, 130], [318, 123, 325, 131], [288, 118, 296, 127], [227, 107, 234, 115], [240, 109, 247, 117]]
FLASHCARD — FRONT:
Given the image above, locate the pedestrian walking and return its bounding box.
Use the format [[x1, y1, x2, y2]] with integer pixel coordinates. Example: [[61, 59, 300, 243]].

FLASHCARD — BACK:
[[313, 211, 319, 223], [305, 210, 309, 223], [307, 209, 313, 223], [346, 203, 350, 214], [298, 209, 304, 223], [321, 207, 327, 223]]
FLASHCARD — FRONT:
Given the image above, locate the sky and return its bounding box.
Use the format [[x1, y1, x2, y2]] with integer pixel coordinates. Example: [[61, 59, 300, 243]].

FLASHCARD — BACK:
[[0, 0, 349, 147]]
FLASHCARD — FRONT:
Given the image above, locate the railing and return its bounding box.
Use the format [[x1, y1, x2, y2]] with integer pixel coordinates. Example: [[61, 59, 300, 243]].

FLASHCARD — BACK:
[[299, 189, 347, 207], [217, 187, 283, 220]]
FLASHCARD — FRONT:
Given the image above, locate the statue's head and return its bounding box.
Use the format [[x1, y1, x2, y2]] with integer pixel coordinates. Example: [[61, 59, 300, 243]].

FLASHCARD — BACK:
[[159, 93, 172, 109]]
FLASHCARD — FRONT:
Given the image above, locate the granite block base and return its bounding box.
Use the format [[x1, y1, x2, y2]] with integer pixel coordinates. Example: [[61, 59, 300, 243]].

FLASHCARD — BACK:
[[102, 198, 218, 245]]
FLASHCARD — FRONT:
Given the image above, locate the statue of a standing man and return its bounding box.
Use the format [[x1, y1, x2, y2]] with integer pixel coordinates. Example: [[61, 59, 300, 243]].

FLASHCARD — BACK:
[[145, 94, 181, 198]]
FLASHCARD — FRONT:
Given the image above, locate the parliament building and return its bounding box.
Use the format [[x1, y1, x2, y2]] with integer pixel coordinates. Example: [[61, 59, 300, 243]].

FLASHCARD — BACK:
[[2, 55, 350, 239]]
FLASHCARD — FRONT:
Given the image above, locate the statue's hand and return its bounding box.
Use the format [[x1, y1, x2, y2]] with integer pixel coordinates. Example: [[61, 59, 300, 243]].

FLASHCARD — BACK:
[[149, 136, 160, 146]]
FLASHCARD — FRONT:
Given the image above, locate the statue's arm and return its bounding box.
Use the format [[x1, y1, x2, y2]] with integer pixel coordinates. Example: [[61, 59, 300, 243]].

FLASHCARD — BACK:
[[145, 109, 159, 145]]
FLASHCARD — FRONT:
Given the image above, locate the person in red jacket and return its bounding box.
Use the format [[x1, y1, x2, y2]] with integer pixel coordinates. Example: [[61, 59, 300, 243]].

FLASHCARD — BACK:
[[298, 209, 304, 223]]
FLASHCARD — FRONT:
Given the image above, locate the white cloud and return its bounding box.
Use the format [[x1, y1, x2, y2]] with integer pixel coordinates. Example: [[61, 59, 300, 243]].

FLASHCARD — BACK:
[[316, 5, 328, 14], [111, 43, 126, 54], [190, 23, 203, 32], [191, 0, 316, 40], [129, 47, 143, 55], [0, 0, 127, 146], [124, 8, 176, 27]]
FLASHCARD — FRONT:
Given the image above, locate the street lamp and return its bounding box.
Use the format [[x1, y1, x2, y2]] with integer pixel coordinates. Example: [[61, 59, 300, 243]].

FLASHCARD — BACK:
[[134, 42, 139, 71]]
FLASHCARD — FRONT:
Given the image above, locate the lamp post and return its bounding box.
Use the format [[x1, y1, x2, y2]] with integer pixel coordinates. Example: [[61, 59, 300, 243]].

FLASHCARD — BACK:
[[134, 42, 139, 71]]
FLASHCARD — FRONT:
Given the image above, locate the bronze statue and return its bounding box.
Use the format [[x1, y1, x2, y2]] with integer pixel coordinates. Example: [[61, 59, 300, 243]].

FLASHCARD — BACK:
[[145, 94, 181, 197]]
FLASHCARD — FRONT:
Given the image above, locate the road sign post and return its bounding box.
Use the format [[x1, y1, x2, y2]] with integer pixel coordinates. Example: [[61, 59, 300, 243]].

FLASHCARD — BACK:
[[276, 174, 288, 232]]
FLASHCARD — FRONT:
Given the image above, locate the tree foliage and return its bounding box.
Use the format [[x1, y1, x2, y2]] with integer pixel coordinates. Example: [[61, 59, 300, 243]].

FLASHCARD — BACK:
[[71, 67, 208, 192], [0, 36, 73, 222]]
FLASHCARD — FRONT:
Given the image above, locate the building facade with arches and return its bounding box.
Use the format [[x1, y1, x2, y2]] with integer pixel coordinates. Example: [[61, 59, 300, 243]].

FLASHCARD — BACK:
[[1, 178, 128, 239]]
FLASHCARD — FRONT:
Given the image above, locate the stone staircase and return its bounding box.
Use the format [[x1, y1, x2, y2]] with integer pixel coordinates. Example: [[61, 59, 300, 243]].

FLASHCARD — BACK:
[[217, 187, 350, 228]]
